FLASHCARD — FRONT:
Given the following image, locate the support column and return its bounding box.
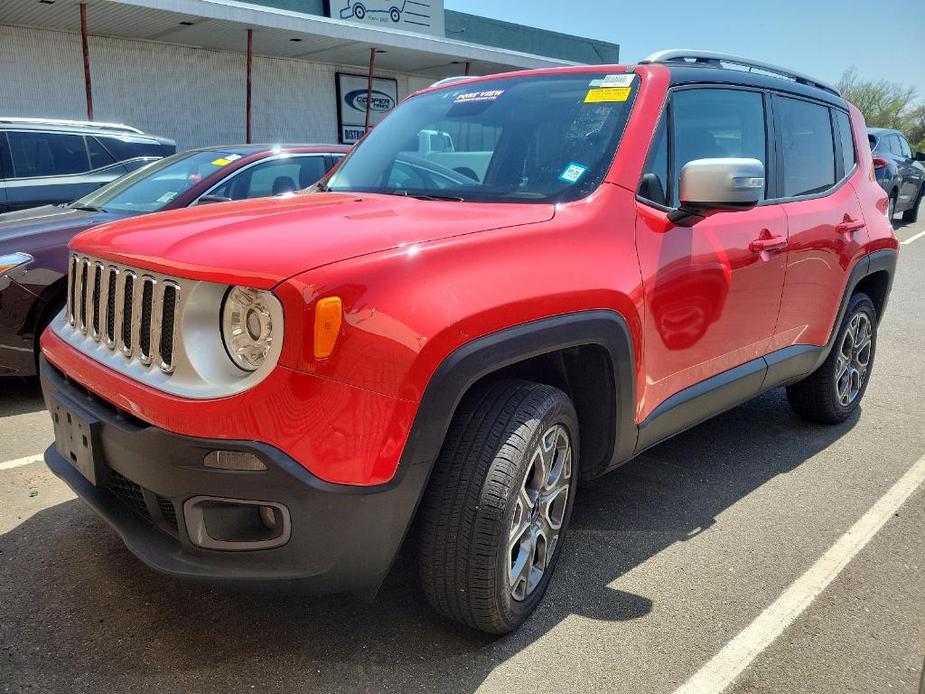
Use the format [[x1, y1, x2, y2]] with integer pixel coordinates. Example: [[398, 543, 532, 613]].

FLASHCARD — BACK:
[[79, 3, 93, 121], [365, 46, 378, 134], [246, 28, 253, 144]]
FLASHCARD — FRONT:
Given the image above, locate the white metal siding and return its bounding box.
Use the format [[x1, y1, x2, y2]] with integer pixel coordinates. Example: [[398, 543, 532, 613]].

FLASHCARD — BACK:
[[1, 24, 434, 150]]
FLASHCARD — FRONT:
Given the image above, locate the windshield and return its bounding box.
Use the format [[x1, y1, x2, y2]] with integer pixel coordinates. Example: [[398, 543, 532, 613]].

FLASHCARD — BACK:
[[68, 150, 243, 214], [324, 72, 638, 203]]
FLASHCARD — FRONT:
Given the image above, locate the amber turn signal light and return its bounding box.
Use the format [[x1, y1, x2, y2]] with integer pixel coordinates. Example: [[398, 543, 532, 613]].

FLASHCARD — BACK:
[[313, 296, 343, 359]]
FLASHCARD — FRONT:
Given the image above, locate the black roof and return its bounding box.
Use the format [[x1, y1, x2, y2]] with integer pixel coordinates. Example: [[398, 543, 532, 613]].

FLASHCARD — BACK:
[[663, 64, 847, 108], [0, 118, 171, 142]]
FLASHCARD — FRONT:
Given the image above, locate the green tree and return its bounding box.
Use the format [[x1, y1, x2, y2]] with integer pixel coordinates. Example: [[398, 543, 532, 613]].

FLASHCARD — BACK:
[[838, 67, 922, 149]]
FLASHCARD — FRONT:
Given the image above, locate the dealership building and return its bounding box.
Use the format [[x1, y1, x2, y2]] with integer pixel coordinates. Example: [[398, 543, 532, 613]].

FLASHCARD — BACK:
[[0, 0, 619, 150]]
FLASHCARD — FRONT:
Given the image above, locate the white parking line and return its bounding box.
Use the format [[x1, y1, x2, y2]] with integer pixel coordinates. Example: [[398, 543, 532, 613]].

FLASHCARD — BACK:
[[673, 452, 925, 694], [0, 454, 44, 471], [901, 229, 925, 245]]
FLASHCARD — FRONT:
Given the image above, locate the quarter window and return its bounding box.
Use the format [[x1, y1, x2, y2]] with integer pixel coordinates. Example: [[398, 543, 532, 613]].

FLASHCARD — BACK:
[[638, 118, 668, 206], [833, 110, 856, 177], [670, 89, 766, 206], [776, 96, 836, 197], [8, 131, 90, 177]]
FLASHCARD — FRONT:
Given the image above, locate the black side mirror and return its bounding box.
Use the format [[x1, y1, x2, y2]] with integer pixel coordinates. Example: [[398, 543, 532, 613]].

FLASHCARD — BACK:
[[196, 195, 232, 206], [915, 151, 925, 162]]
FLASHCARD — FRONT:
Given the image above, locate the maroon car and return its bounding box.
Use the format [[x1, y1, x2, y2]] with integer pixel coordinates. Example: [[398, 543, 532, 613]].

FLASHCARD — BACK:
[[0, 143, 349, 377]]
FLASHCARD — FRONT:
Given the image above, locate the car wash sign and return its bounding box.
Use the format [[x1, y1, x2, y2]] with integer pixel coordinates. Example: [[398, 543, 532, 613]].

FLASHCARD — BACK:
[[336, 73, 399, 145], [330, 0, 445, 37]]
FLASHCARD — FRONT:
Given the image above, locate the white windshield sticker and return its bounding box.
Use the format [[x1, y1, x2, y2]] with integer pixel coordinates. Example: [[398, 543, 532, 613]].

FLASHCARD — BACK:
[[589, 74, 636, 88]]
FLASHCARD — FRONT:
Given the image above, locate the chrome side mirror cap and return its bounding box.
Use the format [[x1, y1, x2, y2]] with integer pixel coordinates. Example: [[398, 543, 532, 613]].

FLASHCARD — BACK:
[[668, 158, 765, 227], [679, 157, 765, 208]]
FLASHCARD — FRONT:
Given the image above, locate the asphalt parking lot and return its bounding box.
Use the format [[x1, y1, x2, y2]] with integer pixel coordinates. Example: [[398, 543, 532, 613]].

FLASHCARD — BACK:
[[2, 219, 924, 694]]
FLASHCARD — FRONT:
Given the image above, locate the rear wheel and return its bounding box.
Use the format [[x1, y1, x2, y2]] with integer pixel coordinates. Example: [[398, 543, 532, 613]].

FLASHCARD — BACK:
[[418, 379, 578, 634], [887, 191, 897, 222], [902, 184, 922, 223], [786, 293, 877, 424]]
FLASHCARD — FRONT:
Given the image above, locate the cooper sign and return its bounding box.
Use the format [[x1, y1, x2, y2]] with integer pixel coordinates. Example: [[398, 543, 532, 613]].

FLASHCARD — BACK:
[[330, 0, 445, 37], [336, 73, 398, 145]]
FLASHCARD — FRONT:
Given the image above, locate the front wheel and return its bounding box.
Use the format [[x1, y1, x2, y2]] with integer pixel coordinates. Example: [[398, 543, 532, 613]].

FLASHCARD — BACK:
[[786, 293, 877, 424], [417, 380, 578, 634]]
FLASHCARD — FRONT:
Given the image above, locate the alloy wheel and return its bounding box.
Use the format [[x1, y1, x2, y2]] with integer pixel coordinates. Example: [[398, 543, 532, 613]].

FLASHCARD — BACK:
[[835, 311, 872, 407], [508, 424, 572, 602]]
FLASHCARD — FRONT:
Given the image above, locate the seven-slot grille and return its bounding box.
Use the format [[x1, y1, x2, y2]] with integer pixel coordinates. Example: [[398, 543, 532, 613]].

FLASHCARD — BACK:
[[66, 254, 180, 373]]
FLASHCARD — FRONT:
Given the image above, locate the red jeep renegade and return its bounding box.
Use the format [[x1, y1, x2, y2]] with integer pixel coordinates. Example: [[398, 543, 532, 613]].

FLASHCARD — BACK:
[[40, 50, 897, 633]]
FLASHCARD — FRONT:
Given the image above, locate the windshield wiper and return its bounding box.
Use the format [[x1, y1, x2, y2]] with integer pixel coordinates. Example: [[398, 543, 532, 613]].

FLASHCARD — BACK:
[[69, 204, 108, 213], [389, 190, 465, 202]]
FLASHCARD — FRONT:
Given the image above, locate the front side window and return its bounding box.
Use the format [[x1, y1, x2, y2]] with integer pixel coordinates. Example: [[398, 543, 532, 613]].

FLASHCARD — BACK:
[[211, 156, 328, 200], [897, 135, 913, 159], [86, 136, 116, 170], [324, 72, 639, 203], [8, 131, 90, 178], [670, 88, 767, 206], [69, 150, 239, 213], [777, 96, 836, 197]]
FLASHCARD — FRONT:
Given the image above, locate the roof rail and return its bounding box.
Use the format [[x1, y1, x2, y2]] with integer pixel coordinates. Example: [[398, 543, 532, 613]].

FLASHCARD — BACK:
[[639, 49, 840, 97], [428, 75, 479, 89], [0, 117, 145, 134]]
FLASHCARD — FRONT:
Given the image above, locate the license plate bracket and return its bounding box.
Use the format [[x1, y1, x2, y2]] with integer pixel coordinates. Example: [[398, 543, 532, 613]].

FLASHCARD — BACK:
[[50, 396, 106, 486]]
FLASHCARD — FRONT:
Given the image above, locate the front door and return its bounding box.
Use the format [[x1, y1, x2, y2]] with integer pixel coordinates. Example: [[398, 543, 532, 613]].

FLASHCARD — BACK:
[[635, 86, 788, 420]]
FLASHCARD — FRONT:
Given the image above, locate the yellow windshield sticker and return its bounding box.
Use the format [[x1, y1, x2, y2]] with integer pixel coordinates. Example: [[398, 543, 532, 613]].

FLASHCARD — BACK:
[[211, 158, 231, 166], [584, 86, 631, 103]]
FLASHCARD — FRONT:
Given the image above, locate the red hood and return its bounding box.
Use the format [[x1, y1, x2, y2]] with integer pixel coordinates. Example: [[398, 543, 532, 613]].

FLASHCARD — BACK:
[[71, 192, 556, 288]]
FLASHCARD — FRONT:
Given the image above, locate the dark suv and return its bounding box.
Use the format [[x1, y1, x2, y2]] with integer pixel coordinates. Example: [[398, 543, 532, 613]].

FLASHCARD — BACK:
[[868, 127, 925, 222], [0, 118, 176, 212]]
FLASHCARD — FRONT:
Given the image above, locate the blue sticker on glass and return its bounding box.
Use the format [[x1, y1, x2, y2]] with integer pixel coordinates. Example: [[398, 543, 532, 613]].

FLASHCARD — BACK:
[[559, 162, 589, 184]]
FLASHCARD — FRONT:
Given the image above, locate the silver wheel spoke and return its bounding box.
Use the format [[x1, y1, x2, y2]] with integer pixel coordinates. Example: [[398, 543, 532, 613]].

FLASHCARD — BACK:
[[834, 310, 873, 408], [507, 423, 572, 602]]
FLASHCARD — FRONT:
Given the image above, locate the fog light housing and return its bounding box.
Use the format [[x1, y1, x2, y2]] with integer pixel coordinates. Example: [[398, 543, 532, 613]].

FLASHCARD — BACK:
[[183, 496, 290, 550]]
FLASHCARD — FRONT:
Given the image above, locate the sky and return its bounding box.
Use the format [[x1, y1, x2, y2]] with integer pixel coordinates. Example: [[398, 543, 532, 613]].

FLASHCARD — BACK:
[[445, 0, 925, 103]]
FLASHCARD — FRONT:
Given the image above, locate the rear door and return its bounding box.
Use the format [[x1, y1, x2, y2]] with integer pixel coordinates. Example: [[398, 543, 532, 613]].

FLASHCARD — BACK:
[[634, 86, 788, 418], [772, 95, 868, 351], [895, 134, 923, 210]]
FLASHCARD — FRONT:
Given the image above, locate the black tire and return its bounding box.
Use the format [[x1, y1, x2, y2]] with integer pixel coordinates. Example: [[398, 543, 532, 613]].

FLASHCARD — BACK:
[[786, 293, 877, 424], [353, 3, 366, 19], [418, 379, 579, 634], [389, 7, 401, 21], [902, 184, 922, 223], [33, 294, 66, 373], [887, 191, 897, 222]]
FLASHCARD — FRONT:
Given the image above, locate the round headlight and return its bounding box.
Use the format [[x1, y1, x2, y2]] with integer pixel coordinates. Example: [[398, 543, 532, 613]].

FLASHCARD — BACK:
[[221, 286, 275, 372]]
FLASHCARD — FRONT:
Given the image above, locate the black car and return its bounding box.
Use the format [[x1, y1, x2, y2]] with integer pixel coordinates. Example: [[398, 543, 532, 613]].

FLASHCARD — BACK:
[[868, 127, 925, 222], [0, 142, 348, 378], [0, 117, 176, 213]]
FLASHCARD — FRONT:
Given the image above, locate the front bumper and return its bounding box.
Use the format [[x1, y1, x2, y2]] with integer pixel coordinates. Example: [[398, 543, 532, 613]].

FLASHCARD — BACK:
[[40, 357, 429, 595]]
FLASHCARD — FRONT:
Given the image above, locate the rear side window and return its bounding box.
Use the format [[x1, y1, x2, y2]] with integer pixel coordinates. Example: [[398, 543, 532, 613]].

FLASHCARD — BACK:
[[86, 136, 116, 170], [670, 88, 766, 206], [98, 136, 170, 162], [7, 131, 90, 177], [776, 96, 836, 197], [833, 110, 855, 177]]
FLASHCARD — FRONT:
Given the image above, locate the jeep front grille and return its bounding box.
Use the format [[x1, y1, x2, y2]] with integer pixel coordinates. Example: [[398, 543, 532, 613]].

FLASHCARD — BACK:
[[66, 254, 180, 374]]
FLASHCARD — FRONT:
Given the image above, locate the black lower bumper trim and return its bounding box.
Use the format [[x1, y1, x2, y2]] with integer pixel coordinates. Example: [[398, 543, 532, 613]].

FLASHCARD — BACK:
[[40, 357, 429, 595]]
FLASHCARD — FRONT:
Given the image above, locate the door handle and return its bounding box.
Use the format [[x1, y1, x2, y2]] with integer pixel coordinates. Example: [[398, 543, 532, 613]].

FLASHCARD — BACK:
[[749, 235, 787, 253], [835, 217, 866, 234]]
